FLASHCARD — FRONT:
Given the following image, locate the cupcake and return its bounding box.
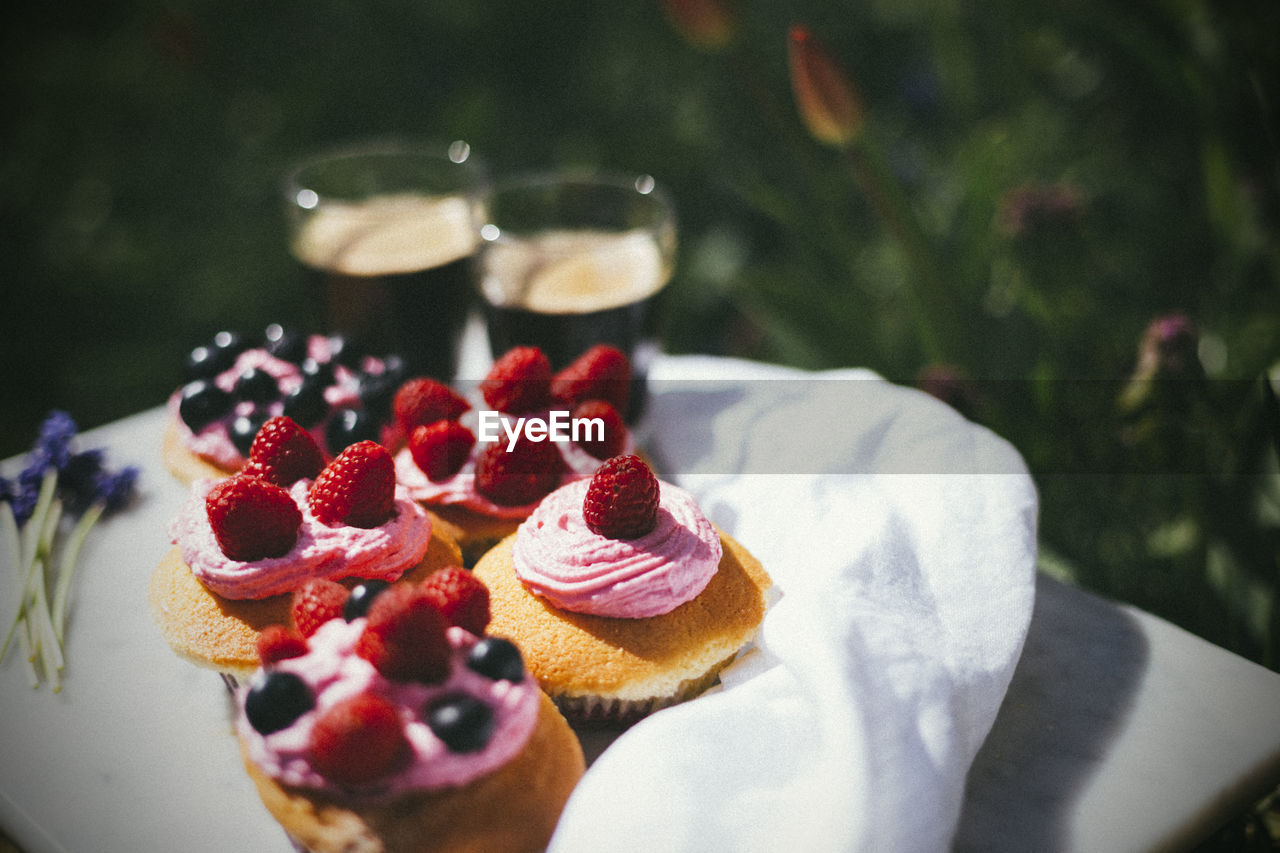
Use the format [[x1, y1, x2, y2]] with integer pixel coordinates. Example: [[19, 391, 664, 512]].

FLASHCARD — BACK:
[[150, 417, 461, 683], [472, 455, 773, 725], [163, 324, 406, 485], [234, 569, 585, 853], [392, 345, 635, 564]]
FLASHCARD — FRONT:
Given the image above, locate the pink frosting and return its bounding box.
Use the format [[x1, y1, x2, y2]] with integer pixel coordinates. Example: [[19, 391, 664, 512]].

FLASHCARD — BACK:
[[168, 478, 433, 599], [511, 479, 722, 618], [394, 405, 633, 519], [237, 619, 540, 796], [167, 337, 396, 471]]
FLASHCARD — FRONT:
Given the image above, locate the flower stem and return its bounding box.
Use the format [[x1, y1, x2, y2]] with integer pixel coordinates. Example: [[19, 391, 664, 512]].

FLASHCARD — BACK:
[[53, 502, 103, 643], [842, 137, 955, 364]]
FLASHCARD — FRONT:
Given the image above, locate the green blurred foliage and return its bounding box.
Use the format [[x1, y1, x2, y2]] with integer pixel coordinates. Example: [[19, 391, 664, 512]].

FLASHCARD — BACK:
[[2, 1, 1277, 663]]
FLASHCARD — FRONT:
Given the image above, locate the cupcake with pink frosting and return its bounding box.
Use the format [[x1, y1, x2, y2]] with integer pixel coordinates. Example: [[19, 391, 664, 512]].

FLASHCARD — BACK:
[[472, 455, 773, 725], [149, 417, 461, 682], [234, 570, 584, 853], [392, 344, 636, 564]]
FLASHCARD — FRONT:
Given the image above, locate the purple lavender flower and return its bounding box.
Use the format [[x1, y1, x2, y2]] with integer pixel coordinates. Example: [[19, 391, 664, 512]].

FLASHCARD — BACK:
[[11, 463, 45, 527], [58, 449, 106, 517], [3, 410, 139, 526], [95, 465, 139, 514], [34, 410, 78, 472]]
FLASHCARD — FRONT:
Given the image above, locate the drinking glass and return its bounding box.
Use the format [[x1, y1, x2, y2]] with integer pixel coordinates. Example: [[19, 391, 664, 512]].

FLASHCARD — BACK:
[[284, 139, 488, 379], [472, 170, 677, 416]]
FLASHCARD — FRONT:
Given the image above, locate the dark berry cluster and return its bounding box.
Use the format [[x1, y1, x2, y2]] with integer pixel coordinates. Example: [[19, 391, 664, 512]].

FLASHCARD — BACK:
[[244, 573, 524, 786], [176, 325, 406, 457]]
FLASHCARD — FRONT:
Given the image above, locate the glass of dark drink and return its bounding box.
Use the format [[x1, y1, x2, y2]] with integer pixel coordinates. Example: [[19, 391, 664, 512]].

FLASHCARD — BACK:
[[472, 171, 677, 417], [284, 139, 488, 379]]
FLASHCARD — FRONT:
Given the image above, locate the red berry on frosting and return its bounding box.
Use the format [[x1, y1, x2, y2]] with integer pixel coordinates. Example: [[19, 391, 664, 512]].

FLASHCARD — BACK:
[[356, 583, 451, 683], [583, 454, 660, 539], [571, 399, 627, 460], [307, 692, 410, 786], [551, 344, 632, 416], [291, 578, 349, 638], [242, 415, 326, 486], [419, 566, 490, 635], [309, 440, 395, 528], [393, 377, 470, 434], [205, 475, 302, 561], [408, 420, 476, 482], [473, 436, 565, 507], [480, 346, 552, 414], [256, 624, 308, 665]]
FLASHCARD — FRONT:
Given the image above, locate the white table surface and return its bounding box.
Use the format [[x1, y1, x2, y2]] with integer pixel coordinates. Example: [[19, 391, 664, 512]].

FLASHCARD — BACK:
[[3, 405, 1279, 853]]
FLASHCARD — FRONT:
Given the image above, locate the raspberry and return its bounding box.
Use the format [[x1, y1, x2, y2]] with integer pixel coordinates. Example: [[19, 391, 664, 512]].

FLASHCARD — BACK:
[[307, 693, 410, 786], [571, 399, 627, 460], [291, 578, 349, 638], [408, 420, 476, 482], [480, 346, 552, 414], [256, 624, 308, 665], [309, 440, 395, 528], [392, 377, 470, 435], [419, 566, 490, 635], [473, 435, 565, 506], [242, 415, 326, 486], [355, 583, 451, 683], [582, 454, 660, 539], [551, 344, 632, 416], [205, 475, 302, 561]]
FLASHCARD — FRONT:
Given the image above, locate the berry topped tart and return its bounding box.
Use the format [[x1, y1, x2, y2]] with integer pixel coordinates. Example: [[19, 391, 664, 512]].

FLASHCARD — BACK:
[[392, 344, 639, 565], [162, 324, 408, 485], [234, 570, 584, 853], [472, 455, 773, 726], [149, 416, 462, 683]]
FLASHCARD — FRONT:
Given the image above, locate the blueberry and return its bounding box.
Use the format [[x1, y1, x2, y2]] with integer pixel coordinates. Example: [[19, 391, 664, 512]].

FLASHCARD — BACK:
[[343, 580, 390, 621], [425, 694, 494, 753], [327, 334, 366, 368], [178, 380, 233, 432], [234, 368, 280, 404], [244, 670, 314, 735], [466, 637, 524, 683], [265, 324, 309, 363], [185, 345, 224, 381], [300, 357, 337, 387], [212, 330, 249, 361], [230, 411, 267, 456], [357, 371, 398, 421], [325, 407, 378, 455], [282, 379, 328, 428], [380, 354, 408, 385]]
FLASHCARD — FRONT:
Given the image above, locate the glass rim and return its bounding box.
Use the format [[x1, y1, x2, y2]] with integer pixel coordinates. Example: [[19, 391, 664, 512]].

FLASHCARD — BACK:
[[477, 168, 675, 245], [283, 138, 486, 206]]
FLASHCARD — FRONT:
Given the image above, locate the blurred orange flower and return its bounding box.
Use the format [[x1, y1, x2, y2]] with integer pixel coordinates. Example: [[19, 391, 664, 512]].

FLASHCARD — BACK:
[[660, 0, 737, 51], [787, 24, 864, 147]]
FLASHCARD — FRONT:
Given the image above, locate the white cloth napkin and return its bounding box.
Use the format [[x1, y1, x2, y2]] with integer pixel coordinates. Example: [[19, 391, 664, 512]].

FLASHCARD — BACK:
[[548, 355, 1039, 853]]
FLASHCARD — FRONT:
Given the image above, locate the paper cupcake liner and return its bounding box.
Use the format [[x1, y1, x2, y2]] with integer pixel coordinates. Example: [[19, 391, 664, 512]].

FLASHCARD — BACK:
[[554, 655, 737, 727]]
